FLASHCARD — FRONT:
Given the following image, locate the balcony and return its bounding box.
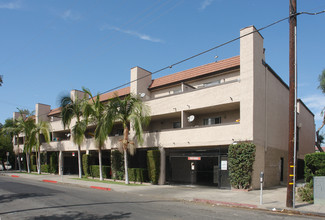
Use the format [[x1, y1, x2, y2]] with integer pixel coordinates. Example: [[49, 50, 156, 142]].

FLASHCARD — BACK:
[[141, 122, 241, 148], [147, 79, 240, 116]]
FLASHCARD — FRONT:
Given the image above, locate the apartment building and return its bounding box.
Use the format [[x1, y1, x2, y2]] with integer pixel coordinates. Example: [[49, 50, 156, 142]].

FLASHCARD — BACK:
[[13, 26, 315, 189]]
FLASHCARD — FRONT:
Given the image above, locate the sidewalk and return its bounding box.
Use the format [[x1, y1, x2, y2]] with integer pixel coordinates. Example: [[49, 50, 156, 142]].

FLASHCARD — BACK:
[[1, 171, 324, 217]]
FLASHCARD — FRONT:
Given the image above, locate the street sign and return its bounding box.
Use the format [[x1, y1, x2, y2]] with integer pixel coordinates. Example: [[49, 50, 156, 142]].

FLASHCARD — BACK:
[[188, 157, 201, 161], [221, 160, 227, 170]]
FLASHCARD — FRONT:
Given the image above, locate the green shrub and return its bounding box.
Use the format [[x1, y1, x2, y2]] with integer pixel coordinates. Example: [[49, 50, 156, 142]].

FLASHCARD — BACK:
[[304, 152, 325, 183], [128, 168, 149, 183], [111, 150, 124, 180], [147, 150, 160, 184], [31, 154, 36, 165], [228, 142, 256, 189], [41, 164, 49, 173], [31, 165, 37, 172], [297, 183, 314, 203], [82, 154, 91, 177], [300, 152, 325, 203], [49, 152, 58, 173], [89, 165, 111, 179]]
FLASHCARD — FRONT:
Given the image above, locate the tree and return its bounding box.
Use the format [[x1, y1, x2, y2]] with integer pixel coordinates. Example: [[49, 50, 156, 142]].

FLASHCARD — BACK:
[[30, 121, 51, 174], [316, 69, 325, 152], [0, 120, 15, 170], [1, 118, 23, 171], [60, 94, 88, 178], [83, 87, 113, 181], [0, 75, 3, 86], [15, 109, 35, 173], [109, 94, 150, 184], [17, 116, 36, 173]]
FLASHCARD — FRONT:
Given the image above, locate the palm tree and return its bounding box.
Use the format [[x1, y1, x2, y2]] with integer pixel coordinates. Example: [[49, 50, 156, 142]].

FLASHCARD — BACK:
[[16, 114, 35, 173], [109, 94, 150, 184], [12, 109, 36, 173], [60, 95, 88, 178], [83, 87, 113, 181], [30, 121, 51, 174]]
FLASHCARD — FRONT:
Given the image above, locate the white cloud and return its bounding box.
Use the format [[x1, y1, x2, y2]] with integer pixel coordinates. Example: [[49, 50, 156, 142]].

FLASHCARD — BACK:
[[0, 1, 21, 9], [301, 94, 325, 121], [101, 25, 163, 43], [199, 0, 214, 10], [60, 9, 81, 21]]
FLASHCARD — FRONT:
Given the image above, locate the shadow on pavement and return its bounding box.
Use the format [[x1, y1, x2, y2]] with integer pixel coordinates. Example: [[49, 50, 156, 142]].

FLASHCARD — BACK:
[[0, 193, 52, 204], [0, 200, 175, 216], [32, 211, 132, 220]]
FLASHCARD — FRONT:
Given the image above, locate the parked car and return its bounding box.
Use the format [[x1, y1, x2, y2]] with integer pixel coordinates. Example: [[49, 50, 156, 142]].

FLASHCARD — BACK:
[[4, 161, 12, 170]]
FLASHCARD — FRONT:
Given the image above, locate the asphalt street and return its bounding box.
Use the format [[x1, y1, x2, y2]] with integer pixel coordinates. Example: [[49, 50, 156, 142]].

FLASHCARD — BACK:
[[0, 176, 321, 220]]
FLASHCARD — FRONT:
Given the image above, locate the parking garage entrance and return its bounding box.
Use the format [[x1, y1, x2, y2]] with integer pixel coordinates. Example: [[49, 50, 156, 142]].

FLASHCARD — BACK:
[[166, 147, 230, 188]]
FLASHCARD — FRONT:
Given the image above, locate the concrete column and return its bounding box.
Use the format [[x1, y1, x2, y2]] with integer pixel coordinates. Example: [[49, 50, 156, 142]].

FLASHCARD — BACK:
[[158, 147, 166, 185], [59, 150, 63, 175]]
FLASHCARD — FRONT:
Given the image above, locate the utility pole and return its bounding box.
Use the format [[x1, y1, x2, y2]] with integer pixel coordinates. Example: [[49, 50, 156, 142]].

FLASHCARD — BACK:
[[287, 0, 297, 208]]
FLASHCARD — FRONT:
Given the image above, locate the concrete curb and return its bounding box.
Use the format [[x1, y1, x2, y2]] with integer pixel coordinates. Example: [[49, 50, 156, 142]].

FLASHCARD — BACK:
[[192, 198, 325, 218], [193, 198, 257, 209], [90, 186, 112, 191], [42, 179, 58, 183]]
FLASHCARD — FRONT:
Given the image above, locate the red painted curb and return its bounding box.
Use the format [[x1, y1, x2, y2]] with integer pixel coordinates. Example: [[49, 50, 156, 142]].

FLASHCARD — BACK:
[[42, 179, 58, 183], [193, 198, 258, 209], [90, 186, 111, 191], [11, 175, 19, 178]]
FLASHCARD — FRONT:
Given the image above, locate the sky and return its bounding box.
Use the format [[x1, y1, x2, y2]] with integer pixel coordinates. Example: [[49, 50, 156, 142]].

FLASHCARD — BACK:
[[0, 0, 325, 130]]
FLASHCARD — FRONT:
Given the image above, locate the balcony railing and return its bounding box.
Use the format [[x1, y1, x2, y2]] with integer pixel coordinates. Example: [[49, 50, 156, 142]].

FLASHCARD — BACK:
[[141, 122, 241, 148]]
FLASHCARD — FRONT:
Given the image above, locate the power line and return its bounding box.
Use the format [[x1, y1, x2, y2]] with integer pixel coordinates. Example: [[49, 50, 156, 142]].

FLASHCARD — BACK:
[[99, 10, 325, 96], [3, 10, 324, 120]]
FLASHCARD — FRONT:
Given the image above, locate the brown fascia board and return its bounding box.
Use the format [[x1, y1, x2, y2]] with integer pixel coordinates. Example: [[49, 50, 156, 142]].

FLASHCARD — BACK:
[[263, 61, 314, 117], [263, 61, 289, 90], [298, 99, 315, 117], [148, 65, 240, 91]]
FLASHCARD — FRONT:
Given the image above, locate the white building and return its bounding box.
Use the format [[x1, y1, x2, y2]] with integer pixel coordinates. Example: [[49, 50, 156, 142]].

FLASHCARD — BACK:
[[13, 26, 315, 189]]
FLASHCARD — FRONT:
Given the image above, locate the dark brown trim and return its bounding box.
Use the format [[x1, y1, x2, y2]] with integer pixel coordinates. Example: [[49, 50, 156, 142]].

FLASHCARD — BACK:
[[262, 61, 289, 90], [298, 99, 314, 116]]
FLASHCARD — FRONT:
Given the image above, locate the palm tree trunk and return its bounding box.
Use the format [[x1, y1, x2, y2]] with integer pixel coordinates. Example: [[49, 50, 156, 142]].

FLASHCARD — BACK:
[[37, 147, 41, 174], [16, 135, 21, 171], [78, 145, 82, 178], [26, 152, 31, 173], [98, 147, 103, 181], [124, 148, 129, 184], [123, 126, 129, 184]]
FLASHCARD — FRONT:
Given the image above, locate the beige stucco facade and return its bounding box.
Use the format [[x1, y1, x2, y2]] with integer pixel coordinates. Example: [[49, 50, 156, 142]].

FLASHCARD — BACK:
[[13, 26, 315, 189]]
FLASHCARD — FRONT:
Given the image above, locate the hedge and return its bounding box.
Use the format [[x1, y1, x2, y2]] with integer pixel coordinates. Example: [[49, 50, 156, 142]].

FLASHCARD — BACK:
[[31, 154, 36, 165], [128, 168, 149, 183], [111, 150, 124, 180], [304, 152, 325, 183], [82, 154, 91, 177], [228, 142, 256, 189], [31, 165, 37, 172], [89, 165, 111, 179], [49, 152, 58, 173], [147, 150, 160, 184], [41, 164, 49, 173]]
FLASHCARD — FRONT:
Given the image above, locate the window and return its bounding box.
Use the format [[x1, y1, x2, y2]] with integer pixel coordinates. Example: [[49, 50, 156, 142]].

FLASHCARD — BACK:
[[203, 117, 221, 125], [173, 122, 181, 128]]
